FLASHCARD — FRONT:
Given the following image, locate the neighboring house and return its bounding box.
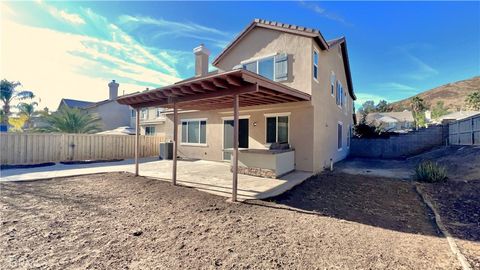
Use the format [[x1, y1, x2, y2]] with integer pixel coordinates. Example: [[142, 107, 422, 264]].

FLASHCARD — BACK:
[[119, 19, 356, 175], [436, 110, 480, 124], [130, 106, 166, 136], [58, 80, 132, 131], [364, 111, 415, 132]]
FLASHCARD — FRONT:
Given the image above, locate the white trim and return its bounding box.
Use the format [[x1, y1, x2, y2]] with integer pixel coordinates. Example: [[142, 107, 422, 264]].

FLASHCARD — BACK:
[[221, 115, 250, 120], [313, 49, 319, 83], [240, 53, 277, 64], [337, 121, 343, 151], [263, 112, 291, 117], [265, 114, 291, 144], [180, 118, 207, 145], [180, 118, 208, 122]]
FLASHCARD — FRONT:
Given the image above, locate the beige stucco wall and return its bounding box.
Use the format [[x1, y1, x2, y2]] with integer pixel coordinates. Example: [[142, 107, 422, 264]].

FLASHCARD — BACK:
[[164, 102, 314, 171], [311, 42, 354, 172], [86, 101, 131, 131], [162, 26, 354, 173], [215, 27, 313, 95], [130, 106, 167, 136]]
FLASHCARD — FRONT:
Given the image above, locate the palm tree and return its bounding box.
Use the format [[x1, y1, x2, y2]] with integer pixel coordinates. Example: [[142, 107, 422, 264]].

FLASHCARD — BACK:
[[465, 91, 480, 110], [411, 96, 427, 128], [37, 107, 102, 134], [17, 102, 38, 129], [0, 79, 34, 125]]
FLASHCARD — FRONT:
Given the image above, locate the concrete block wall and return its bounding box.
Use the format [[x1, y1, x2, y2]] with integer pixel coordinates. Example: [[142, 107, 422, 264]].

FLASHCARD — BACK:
[[350, 125, 447, 159]]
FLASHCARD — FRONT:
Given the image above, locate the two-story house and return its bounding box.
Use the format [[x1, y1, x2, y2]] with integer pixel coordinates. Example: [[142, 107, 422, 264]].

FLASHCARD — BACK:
[[118, 19, 356, 177], [129, 106, 166, 135]]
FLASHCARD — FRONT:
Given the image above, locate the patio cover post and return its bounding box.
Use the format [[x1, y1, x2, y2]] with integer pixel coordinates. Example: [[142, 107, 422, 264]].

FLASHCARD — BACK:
[[232, 94, 239, 202], [172, 101, 178, 185], [134, 107, 140, 176]]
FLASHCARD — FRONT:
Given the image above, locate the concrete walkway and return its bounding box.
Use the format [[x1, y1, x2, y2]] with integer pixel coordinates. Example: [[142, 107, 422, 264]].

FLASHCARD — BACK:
[[0, 158, 312, 201]]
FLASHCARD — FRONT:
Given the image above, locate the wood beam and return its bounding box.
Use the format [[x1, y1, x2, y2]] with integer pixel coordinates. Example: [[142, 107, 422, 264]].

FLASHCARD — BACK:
[[134, 108, 140, 176], [226, 75, 242, 86], [212, 78, 228, 88], [200, 81, 216, 91], [189, 83, 205, 93], [232, 94, 239, 202], [172, 102, 178, 186]]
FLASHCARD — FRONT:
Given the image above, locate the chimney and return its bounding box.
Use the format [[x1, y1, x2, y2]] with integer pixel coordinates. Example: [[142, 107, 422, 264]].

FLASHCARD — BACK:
[[193, 44, 210, 77], [108, 79, 119, 100]]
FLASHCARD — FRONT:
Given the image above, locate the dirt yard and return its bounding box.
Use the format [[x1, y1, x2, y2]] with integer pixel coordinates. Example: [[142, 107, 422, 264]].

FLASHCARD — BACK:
[[418, 180, 480, 269], [0, 172, 471, 269]]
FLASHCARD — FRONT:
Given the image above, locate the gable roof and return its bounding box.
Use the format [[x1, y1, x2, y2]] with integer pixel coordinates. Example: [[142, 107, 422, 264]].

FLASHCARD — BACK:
[[60, 98, 95, 109], [212, 19, 329, 66], [211, 19, 356, 100]]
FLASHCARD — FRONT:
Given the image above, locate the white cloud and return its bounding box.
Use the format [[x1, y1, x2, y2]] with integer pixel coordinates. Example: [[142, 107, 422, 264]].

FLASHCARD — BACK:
[[396, 44, 439, 80], [299, 1, 352, 26], [374, 82, 417, 93], [118, 15, 232, 48], [39, 2, 86, 25], [0, 16, 181, 111], [355, 93, 390, 107]]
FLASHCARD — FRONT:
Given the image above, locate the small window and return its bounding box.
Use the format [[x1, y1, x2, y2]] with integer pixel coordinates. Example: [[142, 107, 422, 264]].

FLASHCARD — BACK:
[[266, 115, 289, 144], [313, 51, 319, 81], [181, 119, 207, 144], [330, 72, 335, 96], [156, 107, 164, 118], [141, 108, 148, 119], [145, 126, 156, 136], [337, 122, 343, 150], [243, 62, 257, 73], [131, 109, 135, 118]]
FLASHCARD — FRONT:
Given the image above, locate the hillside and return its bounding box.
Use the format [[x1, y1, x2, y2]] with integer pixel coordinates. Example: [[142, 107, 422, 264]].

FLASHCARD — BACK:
[[389, 76, 480, 111]]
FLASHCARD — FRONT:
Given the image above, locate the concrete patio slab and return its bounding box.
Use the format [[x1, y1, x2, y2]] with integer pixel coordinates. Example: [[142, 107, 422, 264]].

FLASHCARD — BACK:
[[0, 158, 312, 201]]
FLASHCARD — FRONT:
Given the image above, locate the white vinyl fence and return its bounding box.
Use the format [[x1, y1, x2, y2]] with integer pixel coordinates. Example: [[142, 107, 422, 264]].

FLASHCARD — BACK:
[[0, 133, 165, 165], [449, 114, 480, 145]]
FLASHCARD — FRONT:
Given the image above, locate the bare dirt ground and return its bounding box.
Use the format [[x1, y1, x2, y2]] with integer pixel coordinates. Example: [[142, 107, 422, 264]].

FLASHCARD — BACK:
[[0, 172, 468, 269], [418, 181, 480, 269]]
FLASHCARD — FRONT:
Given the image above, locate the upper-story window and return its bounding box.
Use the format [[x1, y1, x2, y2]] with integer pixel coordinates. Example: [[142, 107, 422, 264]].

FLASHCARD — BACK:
[[156, 107, 164, 118], [242, 54, 288, 82], [141, 108, 148, 119], [330, 72, 335, 96], [313, 50, 319, 81], [336, 81, 344, 107]]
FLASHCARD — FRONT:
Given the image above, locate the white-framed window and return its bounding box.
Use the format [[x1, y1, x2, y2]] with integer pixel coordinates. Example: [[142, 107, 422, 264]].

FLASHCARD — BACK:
[[145, 126, 156, 136], [337, 122, 343, 151], [330, 71, 335, 97], [313, 50, 319, 81], [242, 53, 288, 81], [141, 108, 148, 119], [156, 107, 164, 118], [181, 119, 207, 145], [336, 81, 344, 108], [265, 113, 290, 144]]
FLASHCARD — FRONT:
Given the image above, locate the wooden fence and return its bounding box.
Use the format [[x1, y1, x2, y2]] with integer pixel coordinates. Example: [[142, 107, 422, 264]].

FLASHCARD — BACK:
[[449, 114, 480, 145], [0, 133, 165, 165]]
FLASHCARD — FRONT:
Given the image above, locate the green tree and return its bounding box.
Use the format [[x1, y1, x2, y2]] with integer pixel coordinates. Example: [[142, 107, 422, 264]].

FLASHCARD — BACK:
[[36, 107, 102, 134], [411, 96, 427, 128], [0, 79, 34, 125], [431, 101, 449, 120], [358, 100, 376, 115], [17, 102, 39, 129], [465, 91, 480, 110], [376, 100, 391, 112]]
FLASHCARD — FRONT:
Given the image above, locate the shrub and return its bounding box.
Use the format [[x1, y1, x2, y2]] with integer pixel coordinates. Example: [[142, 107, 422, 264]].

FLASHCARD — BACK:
[[415, 160, 447, 183], [353, 123, 395, 138]]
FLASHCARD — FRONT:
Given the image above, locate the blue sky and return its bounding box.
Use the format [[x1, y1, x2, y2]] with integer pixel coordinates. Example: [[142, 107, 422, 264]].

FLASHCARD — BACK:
[[1, 1, 479, 110]]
